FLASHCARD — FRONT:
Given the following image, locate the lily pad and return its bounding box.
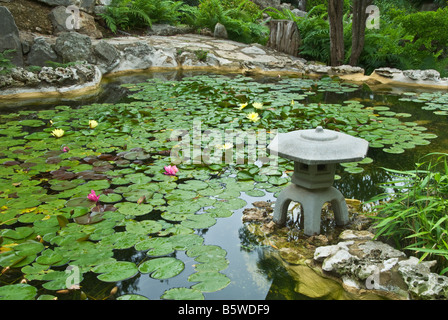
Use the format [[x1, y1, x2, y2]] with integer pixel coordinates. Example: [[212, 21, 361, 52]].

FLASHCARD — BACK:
[[0, 283, 37, 300], [92, 261, 138, 282], [188, 271, 231, 292], [138, 257, 184, 280], [161, 288, 204, 300]]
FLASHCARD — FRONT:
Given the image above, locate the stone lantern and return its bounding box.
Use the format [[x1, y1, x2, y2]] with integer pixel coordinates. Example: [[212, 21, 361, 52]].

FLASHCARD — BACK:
[[267, 126, 369, 236]]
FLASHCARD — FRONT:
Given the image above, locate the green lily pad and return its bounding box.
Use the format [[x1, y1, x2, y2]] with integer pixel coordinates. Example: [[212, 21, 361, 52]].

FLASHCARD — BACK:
[[188, 271, 231, 293], [0, 283, 37, 300], [92, 261, 138, 282], [135, 237, 174, 256], [138, 257, 184, 280], [161, 288, 204, 300], [181, 214, 216, 229]]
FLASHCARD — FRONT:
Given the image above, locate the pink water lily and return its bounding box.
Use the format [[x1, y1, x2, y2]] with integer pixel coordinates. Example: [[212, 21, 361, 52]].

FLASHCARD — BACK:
[[62, 146, 70, 152], [87, 190, 100, 202], [163, 165, 178, 176]]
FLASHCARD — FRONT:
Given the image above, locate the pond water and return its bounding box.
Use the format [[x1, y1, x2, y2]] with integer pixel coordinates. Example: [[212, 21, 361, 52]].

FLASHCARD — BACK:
[[0, 70, 447, 300]]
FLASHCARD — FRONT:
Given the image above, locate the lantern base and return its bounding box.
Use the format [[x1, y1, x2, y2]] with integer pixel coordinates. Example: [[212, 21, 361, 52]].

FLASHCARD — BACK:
[[273, 184, 349, 236]]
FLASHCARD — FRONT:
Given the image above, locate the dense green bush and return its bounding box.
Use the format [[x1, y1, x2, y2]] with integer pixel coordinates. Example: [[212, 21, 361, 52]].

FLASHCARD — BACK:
[[368, 153, 448, 274], [183, 0, 269, 44], [100, 0, 187, 33]]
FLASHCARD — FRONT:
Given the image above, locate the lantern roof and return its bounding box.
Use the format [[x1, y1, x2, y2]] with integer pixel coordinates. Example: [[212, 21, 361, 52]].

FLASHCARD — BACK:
[[268, 126, 369, 165]]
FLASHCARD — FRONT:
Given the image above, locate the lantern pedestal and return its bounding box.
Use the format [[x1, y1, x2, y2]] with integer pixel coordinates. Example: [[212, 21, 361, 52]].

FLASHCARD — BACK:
[[272, 184, 349, 236]]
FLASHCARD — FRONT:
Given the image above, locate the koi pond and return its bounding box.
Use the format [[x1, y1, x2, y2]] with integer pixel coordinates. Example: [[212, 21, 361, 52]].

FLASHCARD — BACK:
[[0, 71, 447, 300]]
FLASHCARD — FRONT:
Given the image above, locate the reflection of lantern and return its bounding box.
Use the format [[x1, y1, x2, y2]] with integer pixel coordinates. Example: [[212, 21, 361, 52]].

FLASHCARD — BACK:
[[268, 126, 369, 236]]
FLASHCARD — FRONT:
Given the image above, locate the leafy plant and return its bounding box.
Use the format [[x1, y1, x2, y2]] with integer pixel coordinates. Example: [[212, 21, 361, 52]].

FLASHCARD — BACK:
[[183, 0, 269, 44], [367, 153, 448, 274], [194, 49, 208, 62], [0, 49, 16, 75]]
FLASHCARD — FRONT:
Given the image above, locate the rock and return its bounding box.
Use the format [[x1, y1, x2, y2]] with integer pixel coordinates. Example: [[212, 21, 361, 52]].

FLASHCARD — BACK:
[[338, 230, 375, 241], [54, 31, 93, 63], [9, 68, 40, 87], [93, 40, 119, 73], [373, 67, 403, 78], [27, 37, 59, 67], [250, 0, 281, 10], [291, 8, 307, 17], [322, 249, 358, 273], [147, 24, 192, 36], [114, 42, 177, 73], [398, 257, 448, 300], [19, 31, 35, 55], [49, 6, 102, 38], [403, 69, 441, 81], [214, 23, 228, 39], [0, 6, 23, 67], [330, 65, 365, 75], [241, 46, 266, 55]]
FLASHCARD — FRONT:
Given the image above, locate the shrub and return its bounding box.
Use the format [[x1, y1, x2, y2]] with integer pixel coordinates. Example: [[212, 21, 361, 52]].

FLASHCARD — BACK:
[[184, 0, 269, 44], [367, 153, 448, 274], [100, 0, 187, 33], [0, 49, 15, 75]]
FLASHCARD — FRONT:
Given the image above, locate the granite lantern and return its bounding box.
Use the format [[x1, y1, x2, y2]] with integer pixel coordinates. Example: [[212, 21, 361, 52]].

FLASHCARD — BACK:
[[267, 126, 369, 236]]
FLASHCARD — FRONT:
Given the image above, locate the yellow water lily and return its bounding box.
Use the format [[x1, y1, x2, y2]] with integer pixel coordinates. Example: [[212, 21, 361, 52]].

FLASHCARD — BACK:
[[238, 103, 248, 110], [216, 142, 233, 150], [51, 128, 65, 138], [89, 120, 98, 129], [246, 112, 260, 122], [252, 102, 263, 109]]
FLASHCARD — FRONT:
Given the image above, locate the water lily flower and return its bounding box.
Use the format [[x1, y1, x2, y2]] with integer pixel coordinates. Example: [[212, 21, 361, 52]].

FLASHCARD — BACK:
[[51, 129, 65, 138], [87, 190, 100, 202], [89, 120, 98, 129], [252, 102, 263, 109], [238, 103, 248, 110], [246, 112, 260, 122], [62, 146, 70, 152], [164, 165, 178, 176], [216, 142, 233, 150]]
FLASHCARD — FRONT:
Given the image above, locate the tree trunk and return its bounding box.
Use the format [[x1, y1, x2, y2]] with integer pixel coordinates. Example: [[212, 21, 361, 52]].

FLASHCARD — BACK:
[[267, 19, 301, 57], [328, 0, 344, 66], [350, 0, 372, 66]]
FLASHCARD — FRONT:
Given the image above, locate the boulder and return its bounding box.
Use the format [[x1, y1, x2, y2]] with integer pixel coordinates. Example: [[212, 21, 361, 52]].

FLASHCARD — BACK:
[[0, 6, 23, 67], [291, 8, 307, 17], [214, 23, 228, 39], [313, 231, 448, 299], [93, 40, 119, 73], [147, 24, 193, 36], [114, 42, 178, 73], [398, 257, 448, 300], [49, 6, 102, 38], [373, 67, 403, 78], [54, 31, 93, 63], [27, 37, 59, 67], [403, 69, 441, 81]]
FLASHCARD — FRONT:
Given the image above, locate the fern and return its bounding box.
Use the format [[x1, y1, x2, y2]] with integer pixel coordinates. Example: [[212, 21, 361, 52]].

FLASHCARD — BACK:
[[0, 49, 16, 75]]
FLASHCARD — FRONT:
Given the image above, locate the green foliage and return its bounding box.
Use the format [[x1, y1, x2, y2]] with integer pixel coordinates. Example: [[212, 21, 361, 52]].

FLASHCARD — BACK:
[[99, 0, 187, 33], [393, 7, 448, 76], [0, 50, 16, 75], [183, 0, 269, 44], [368, 153, 448, 274]]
